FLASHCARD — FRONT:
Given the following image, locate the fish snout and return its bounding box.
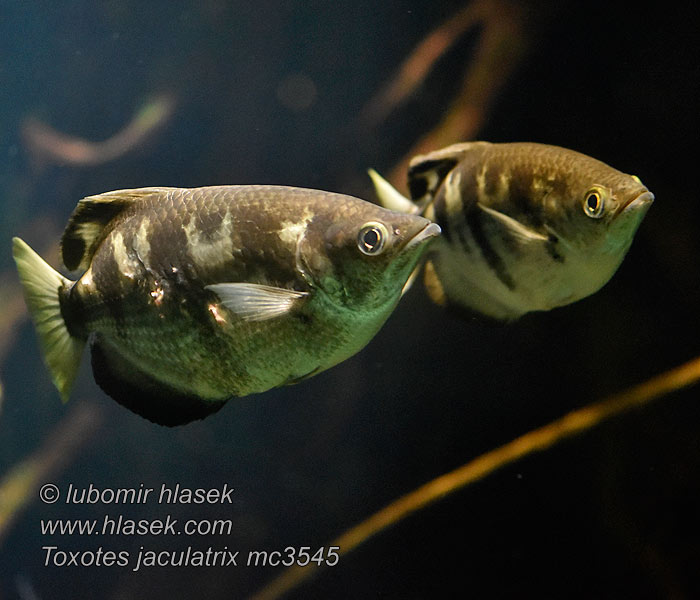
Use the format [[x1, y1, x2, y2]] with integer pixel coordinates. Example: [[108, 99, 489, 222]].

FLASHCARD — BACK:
[[406, 222, 441, 250], [623, 190, 654, 214]]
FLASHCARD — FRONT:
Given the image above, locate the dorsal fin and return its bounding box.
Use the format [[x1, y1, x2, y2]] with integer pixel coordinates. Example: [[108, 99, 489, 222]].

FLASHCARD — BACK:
[[60, 187, 176, 271], [407, 142, 489, 205]]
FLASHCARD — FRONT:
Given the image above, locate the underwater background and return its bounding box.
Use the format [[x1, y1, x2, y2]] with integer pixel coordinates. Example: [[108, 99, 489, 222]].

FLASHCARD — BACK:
[[1, 1, 699, 598]]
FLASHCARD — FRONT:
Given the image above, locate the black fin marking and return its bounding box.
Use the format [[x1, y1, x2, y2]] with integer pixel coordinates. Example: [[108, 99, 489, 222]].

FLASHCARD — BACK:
[[407, 142, 488, 203], [407, 158, 459, 202], [61, 187, 174, 271], [90, 341, 228, 427]]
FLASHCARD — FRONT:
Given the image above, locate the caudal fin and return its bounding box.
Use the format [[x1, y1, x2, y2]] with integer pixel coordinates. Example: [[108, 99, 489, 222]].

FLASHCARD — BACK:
[[12, 237, 84, 402]]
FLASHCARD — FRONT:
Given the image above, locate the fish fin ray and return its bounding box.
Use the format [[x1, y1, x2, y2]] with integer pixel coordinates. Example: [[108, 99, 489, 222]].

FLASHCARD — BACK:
[[61, 187, 176, 271], [206, 283, 308, 322], [284, 366, 321, 385], [422, 259, 447, 306], [90, 341, 227, 426], [367, 169, 418, 214], [408, 142, 488, 203], [400, 264, 422, 297], [12, 237, 84, 402], [477, 203, 549, 244]]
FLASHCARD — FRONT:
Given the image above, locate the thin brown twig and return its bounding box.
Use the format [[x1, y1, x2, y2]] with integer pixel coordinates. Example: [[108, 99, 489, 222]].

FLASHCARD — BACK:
[[248, 355, 700, 600], [21, 93, 176, 167], [0, 402, 103, 545], [358, 0, 529, 190], [387, 0, 528, 190], [359, 2, 484, 128]]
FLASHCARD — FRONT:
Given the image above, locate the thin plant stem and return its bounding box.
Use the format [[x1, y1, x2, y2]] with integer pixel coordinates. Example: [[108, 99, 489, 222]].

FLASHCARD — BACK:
[[0, 402, 103, 545], [249, 355, 700, 600], [21, 94, 175, 167]]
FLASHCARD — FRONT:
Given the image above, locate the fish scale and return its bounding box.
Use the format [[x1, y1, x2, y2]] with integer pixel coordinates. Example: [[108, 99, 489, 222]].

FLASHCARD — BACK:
[[371, 141, 654, 320], [13, 185, 439, 425]]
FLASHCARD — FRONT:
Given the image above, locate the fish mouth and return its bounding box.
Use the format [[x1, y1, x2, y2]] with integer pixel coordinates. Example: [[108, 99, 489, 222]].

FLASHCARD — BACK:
[[622, 190, 654, 214], [405, 222, 441, 250]]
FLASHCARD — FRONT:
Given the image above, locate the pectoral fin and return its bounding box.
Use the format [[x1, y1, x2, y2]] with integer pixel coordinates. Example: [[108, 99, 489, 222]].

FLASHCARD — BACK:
[[477, 203, 549, 245], [205, 283, 308, 322]]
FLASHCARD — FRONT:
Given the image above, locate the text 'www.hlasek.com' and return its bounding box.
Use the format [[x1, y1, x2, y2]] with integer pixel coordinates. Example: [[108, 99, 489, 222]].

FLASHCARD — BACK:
[[38, 482, 339, 571]]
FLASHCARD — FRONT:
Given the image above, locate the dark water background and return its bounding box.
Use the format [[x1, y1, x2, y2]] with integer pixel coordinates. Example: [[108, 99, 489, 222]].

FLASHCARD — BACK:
[[1, 1, 699, 598]]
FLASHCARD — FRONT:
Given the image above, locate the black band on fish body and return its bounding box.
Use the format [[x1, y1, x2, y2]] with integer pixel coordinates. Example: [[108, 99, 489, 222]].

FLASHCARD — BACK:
[[411, 142, 653, 319]]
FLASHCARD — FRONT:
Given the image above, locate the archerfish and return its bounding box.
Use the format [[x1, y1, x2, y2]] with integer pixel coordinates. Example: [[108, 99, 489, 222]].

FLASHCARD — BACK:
[[12, 185, 440, 425], [369, 141, 653, 320]]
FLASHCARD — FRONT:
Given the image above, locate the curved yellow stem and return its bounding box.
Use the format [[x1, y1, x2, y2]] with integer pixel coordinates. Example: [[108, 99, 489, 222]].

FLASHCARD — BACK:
[[249, 355, 700, 600]]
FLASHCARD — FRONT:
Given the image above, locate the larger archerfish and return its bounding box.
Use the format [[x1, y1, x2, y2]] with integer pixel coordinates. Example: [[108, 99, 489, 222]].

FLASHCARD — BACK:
[[370, 141, 653, 321], [12, 186, 440, 426]]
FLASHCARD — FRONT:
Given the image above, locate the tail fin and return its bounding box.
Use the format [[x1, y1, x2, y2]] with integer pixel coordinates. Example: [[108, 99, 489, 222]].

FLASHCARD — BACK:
[[12, 237, 84, 402]]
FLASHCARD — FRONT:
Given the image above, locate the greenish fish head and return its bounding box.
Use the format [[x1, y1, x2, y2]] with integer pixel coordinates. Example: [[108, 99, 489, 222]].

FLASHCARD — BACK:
[[535, 162, 653, 301], [299, 205, 440, 311], [550, 168, 654, 258], [593, 176, 654, 253]]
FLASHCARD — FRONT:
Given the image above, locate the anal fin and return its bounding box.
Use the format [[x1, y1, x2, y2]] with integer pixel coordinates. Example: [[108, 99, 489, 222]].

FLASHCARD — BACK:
[[90, 340, 228, 426], [423, 260, 447, 306]]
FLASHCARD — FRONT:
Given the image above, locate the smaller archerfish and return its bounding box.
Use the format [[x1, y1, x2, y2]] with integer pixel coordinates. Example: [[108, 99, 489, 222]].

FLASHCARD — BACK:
[[13, 186, 439, 425], [370, 141, 654, 320]]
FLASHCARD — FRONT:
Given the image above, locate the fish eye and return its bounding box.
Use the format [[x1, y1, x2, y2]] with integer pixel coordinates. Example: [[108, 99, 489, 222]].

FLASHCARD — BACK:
[[583, 188, 606, 219], [357, 222, 388, 256]]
